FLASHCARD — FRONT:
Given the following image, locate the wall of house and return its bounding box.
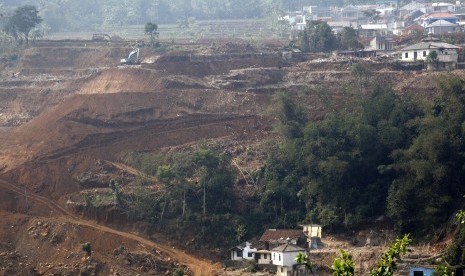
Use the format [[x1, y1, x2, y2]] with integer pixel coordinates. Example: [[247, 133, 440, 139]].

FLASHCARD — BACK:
[[427, 26, 456, 34], [401, 49, 457, 62], [283, 251, 303, 267], [276, 265, 292, 276], [256, 253, 272, 265], [409, 267, 435, 276], [272, 252, 284, 266], [231, 250, 243, 261], [242, 244, 256, 260]]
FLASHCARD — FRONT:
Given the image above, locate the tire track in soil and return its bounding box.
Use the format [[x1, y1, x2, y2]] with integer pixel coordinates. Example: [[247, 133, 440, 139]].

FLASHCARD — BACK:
[[0, 179, 221, 276]]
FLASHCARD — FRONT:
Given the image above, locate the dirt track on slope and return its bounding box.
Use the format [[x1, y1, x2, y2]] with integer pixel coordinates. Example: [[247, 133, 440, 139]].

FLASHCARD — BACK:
[[0, 178, 221, 275]]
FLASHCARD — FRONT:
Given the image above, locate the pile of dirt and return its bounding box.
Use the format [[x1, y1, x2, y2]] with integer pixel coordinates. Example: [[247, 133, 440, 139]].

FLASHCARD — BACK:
[[18, 46, 131, 70], [78, 67, 211, 94], [146, 52, 289, 77], [0, 212, 192, 275]]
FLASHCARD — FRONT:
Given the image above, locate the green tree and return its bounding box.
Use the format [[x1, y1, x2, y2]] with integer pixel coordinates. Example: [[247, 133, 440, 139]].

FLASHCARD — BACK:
[[338, 27, 363, 50], [427, 50, 439, 69], [192, 142, 235, 217], [295, 252, 314, 275], [370, 234, 412, 276], [332, 250, 355, 276], [145, 22, 159, 47], [7, 5, 42, 45], [157, 165, 175, 225], [388, 75, 465, 233], [300, 21, 337, 52], [351, 62, 373, 93]]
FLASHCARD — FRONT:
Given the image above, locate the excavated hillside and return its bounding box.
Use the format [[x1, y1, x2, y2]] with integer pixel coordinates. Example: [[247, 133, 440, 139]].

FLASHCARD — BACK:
[[0, 39, 457, 275]]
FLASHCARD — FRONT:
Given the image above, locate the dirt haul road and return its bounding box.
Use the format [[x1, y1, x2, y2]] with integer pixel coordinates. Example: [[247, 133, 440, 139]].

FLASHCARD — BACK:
[[0, 178, 221, 275]]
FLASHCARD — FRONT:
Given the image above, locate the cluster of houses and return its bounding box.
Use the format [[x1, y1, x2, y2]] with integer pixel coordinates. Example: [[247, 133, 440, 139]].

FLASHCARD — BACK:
[[229, 225, 322, 276], [282, 0, 465, 70], [229, 225, 464, 276]]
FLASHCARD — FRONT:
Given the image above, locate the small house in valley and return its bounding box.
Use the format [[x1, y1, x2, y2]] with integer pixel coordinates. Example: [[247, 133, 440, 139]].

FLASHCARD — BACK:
[[398, 36, 460, 70], [271, 243, 307, 276], [255, 249, 272, 265], [229, 241, 257, 261], [301, 224, 323, 249], [259, 229, 307, 250]]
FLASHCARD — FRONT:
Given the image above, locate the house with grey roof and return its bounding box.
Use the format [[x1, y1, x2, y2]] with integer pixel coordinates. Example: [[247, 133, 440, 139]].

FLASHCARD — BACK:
[[271, 243, 307, 276], [398, 36, 460, 70], [425, 19, 459, 34]]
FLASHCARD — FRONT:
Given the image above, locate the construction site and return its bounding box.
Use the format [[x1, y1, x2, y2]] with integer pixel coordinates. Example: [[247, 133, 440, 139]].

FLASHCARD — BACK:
[[0, 36, 458, 276]]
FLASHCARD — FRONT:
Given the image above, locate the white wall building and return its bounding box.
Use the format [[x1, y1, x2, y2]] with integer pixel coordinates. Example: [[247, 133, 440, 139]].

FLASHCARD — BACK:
[[229, 241, 257, 261], [271, 244, 306, 276]]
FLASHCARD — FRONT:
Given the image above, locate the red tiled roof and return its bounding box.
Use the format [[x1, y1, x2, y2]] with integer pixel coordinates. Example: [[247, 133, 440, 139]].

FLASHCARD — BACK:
[[259, 229, 304, 242], [406, 24, 424, 30], [425, 12, 457, 18]]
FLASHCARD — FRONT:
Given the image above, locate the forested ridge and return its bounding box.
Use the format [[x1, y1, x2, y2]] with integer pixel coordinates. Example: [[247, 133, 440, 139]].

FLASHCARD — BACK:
[[1, 0, 407, 32]]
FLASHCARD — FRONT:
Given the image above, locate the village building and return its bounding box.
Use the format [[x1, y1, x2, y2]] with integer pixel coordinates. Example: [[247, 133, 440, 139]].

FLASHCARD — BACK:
[[255, 250, 273, 265], [271, 243, 307, 276], [418, 12, 458, 27], [301, 224, 323, 249], [425, 19, 459, 34], [359, 23, 390, 37], [229, 241, 257, 261], [398, 36, 460, 70], [259, 229, 307, 250], [366, 36, 396, 56]]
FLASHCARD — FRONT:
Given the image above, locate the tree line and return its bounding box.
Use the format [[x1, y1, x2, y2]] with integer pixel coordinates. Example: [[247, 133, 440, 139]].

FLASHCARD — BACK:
[[258, 71, 465, 239], [0, 0, 411, 32]]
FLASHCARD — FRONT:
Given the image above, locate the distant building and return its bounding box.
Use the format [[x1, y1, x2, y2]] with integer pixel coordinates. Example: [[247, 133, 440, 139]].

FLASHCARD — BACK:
[[425, 19, 459, 34], [419, 12, 458, 27], [359, 23, 389, 37], [367, 36, 395, 55], [398, 36, 460, 70]]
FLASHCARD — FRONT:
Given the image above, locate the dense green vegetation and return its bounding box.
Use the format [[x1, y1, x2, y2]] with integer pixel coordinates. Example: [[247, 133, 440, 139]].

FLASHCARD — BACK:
[[257, 74, 465, 238], [114, 74, 465, 254]]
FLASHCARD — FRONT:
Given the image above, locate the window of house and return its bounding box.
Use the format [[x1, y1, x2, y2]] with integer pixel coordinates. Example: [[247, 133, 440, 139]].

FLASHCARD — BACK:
[[273, 253, 275, 260], [413, 271, 424, 276], [248, 252, 253, 258], [405, 52, 408, 58], [281, 267, 284, 273], [237, 250, 243, 257], [264, 254, 267, 259], [279, 254, 281, 261], [423, 51, 427, 57]]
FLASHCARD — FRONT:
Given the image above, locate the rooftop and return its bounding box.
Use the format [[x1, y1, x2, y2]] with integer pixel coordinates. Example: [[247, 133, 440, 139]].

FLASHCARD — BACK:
[[259, 229, 305, 242]]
